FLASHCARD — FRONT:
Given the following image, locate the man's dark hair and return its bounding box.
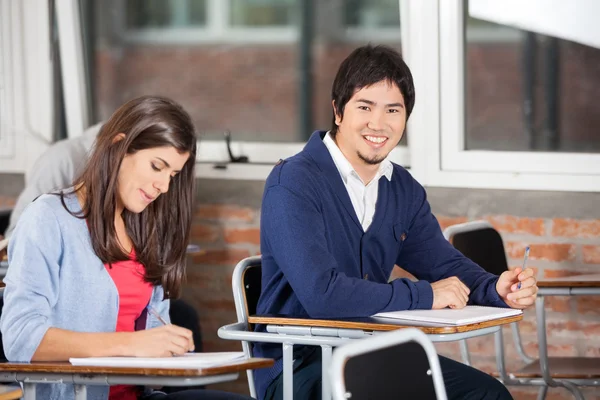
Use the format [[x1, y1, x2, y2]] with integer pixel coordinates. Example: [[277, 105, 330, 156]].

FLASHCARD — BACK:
[[330, 44, 415, 137]]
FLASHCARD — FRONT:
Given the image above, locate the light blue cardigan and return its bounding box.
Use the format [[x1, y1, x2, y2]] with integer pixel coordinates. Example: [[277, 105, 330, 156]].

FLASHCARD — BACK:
[[0, 192, 170, 400]]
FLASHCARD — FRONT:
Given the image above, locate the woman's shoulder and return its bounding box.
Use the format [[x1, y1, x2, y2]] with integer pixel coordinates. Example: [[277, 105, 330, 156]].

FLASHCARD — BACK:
[[18, 191, 81, 228]]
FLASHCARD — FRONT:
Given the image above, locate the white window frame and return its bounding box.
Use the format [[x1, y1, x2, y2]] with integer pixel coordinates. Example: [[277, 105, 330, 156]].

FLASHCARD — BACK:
[[0, 0, 53, 173], [121, 0, 405, 45], [404, 0, 600, 192], [121, 0, 298, 45]]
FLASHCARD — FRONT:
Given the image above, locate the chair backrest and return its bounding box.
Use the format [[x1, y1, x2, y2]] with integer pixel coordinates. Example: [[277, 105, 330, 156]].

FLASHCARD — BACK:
[[330, 328, 447, 400], [443, 221, 509, 276], [231, 255, 262, 398], [0, 209, 11, 237], [232, 255, 262, 329]]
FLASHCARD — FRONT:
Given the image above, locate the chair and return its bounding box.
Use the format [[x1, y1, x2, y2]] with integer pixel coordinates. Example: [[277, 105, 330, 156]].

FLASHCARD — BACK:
[[0, 209, 11, 237], [442, 220, 533, 370], [231, 255, 262, 398], [330, 328, 447, 400], [443, 220, 596, 400]]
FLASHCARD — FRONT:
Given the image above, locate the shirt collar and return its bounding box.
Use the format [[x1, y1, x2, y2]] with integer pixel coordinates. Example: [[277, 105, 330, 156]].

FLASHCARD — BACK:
[[323, 131, 393, 184]]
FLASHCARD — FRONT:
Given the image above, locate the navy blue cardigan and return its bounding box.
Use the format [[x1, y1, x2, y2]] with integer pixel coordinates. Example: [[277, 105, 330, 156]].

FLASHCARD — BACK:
[[253, 131, 507, 398]]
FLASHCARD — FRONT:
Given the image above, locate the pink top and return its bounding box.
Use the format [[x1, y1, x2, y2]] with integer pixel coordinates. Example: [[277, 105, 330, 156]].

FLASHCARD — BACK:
[[105, 252, 153, 400]]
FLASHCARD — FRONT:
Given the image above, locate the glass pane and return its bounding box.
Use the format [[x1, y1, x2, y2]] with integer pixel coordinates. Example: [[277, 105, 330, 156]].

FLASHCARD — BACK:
[[126, 0, 206, 28], [465, 7, 600, 152], [87, 1, 403, 144], [230, 0, 296, 27], [345, 0, 400, 28]]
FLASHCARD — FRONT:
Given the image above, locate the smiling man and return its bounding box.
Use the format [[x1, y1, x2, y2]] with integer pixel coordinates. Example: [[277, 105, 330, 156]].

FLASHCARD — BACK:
[[255, 45, 537, 400]]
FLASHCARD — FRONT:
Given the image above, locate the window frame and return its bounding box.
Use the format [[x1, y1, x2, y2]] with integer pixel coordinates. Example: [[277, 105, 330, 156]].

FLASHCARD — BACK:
[[0, 0, 54, 173], [404, 0, 600, 192]]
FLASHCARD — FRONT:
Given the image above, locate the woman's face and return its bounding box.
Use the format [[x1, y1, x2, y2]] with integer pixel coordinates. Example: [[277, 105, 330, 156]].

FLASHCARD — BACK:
[[116, 145, 190, 214]]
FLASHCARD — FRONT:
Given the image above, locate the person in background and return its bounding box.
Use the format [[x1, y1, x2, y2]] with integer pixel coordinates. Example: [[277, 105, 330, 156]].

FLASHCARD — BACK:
[[255, 45, 538, 400], [0, 96, 250, 400]]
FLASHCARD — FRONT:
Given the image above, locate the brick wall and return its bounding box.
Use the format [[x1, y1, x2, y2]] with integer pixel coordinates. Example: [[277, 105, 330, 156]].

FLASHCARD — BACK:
[[2, 182, 600, 398], [184, 203, 600, 398], [93, 41, 600, 151]]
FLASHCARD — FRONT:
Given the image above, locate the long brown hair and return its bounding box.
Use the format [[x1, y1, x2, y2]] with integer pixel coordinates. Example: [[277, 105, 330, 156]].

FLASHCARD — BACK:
[[63, 95, 197, 298]]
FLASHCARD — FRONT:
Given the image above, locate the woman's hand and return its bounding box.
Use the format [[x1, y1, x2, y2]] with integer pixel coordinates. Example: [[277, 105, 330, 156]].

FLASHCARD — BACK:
[[126, 325, 194, 357]]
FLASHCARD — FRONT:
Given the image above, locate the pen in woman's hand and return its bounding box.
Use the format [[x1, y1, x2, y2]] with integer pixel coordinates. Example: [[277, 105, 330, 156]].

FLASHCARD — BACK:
[[147, 305, 169, 325], [517, 246, 530, 290]]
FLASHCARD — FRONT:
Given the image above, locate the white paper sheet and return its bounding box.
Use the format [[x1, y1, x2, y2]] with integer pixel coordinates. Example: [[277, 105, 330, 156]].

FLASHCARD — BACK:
[[70, 352, 246, 369], [374, 306, 522, 326]]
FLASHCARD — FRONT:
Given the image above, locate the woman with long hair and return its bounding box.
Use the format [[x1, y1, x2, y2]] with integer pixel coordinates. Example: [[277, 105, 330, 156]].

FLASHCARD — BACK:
[[1, 96, 251, 400]]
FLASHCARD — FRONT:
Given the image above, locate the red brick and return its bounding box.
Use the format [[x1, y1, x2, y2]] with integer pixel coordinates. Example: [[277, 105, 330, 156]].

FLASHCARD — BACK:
[[545, 296, 572, 313], [195, 204, 256, 222], [192, 249, 251, 265], [433, 342, 460, 356], [486, 215, 545, 236], [436, 216, 468, 232], [224, 228, 260, 245], [543, 270, 583, 279], [523, 342, 578, 357], [547, 321, 580, 336], [585, 346, 600, 357], [190, 224, 221, 242], [552, 218, 600, 238], [582, 245, 600, 264], [577, 297, 600, 315], [505, 243, 575, 262], [0, 196, 16, 208], [509, 265, 539, 277], [515, 320, 537, 335], [581, 323, 600, 338]]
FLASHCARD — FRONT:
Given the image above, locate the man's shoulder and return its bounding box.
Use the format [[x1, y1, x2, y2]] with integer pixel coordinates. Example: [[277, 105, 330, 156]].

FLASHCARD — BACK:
[[265, 151, 320, 189]]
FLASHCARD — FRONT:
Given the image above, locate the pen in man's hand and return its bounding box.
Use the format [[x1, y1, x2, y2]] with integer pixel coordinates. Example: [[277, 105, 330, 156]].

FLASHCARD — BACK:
[[147, 306, 169, 325], [517, 246, 530, 290]]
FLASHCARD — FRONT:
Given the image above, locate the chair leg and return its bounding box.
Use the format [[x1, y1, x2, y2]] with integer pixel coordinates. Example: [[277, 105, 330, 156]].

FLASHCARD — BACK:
[[536, 385, 548, 400], [459, 339, 471, 366]]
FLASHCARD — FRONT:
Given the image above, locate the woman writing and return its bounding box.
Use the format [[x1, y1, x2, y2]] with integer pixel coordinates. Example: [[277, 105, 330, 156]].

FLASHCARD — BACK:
[[1, 96, 251, 400]]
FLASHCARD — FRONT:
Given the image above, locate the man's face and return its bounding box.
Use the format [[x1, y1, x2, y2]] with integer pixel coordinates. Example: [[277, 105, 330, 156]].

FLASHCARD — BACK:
[[333, 80, 406, 167]]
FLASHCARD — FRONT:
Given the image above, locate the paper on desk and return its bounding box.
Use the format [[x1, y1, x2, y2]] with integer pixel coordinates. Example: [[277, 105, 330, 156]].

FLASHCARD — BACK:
[[374, 306, 522, 326], [69, 352, 246, 369]]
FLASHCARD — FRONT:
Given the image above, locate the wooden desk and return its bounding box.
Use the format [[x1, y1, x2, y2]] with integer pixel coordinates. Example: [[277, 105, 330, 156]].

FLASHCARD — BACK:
[[538, 273, 600, 288], [239, 313, 521, 400], [249, 314, 523, 335], [530, 273, 600, 398], [0, 358, 273, 400], [0, 385, 22, 400]]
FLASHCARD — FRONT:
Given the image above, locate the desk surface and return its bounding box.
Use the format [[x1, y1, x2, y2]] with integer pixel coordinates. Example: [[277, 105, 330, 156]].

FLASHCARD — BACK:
[[248, 314, 522, 334], [0, 358, 273, 377], [538, 273, 600, 288]]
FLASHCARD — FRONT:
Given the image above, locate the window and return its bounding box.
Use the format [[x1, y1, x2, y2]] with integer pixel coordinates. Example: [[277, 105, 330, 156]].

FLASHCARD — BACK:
[[229, 0, 296, 27], [126, 0, 208, 28], [404, 0, 600, 192], [79, 0, 407, 179]]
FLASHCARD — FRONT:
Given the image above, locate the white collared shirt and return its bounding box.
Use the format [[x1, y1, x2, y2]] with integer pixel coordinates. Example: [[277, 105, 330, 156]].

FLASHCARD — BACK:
[[323, 131, 393, 231]]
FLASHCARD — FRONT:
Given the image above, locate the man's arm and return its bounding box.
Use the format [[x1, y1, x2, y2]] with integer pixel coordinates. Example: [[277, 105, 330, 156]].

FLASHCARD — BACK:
[[5, 157, 74, 238], [261, 183, 433, 319], [397, 183, 507, 307]]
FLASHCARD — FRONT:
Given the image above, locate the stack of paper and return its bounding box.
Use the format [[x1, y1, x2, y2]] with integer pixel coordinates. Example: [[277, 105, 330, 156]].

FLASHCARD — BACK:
[[374, 306, 522, 326], [70, 352, 246, 369]]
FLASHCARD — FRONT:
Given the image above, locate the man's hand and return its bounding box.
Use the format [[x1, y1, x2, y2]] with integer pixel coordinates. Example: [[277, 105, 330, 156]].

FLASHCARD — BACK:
[[496, 267, 538, 309], [431, 277, 470, 309]]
